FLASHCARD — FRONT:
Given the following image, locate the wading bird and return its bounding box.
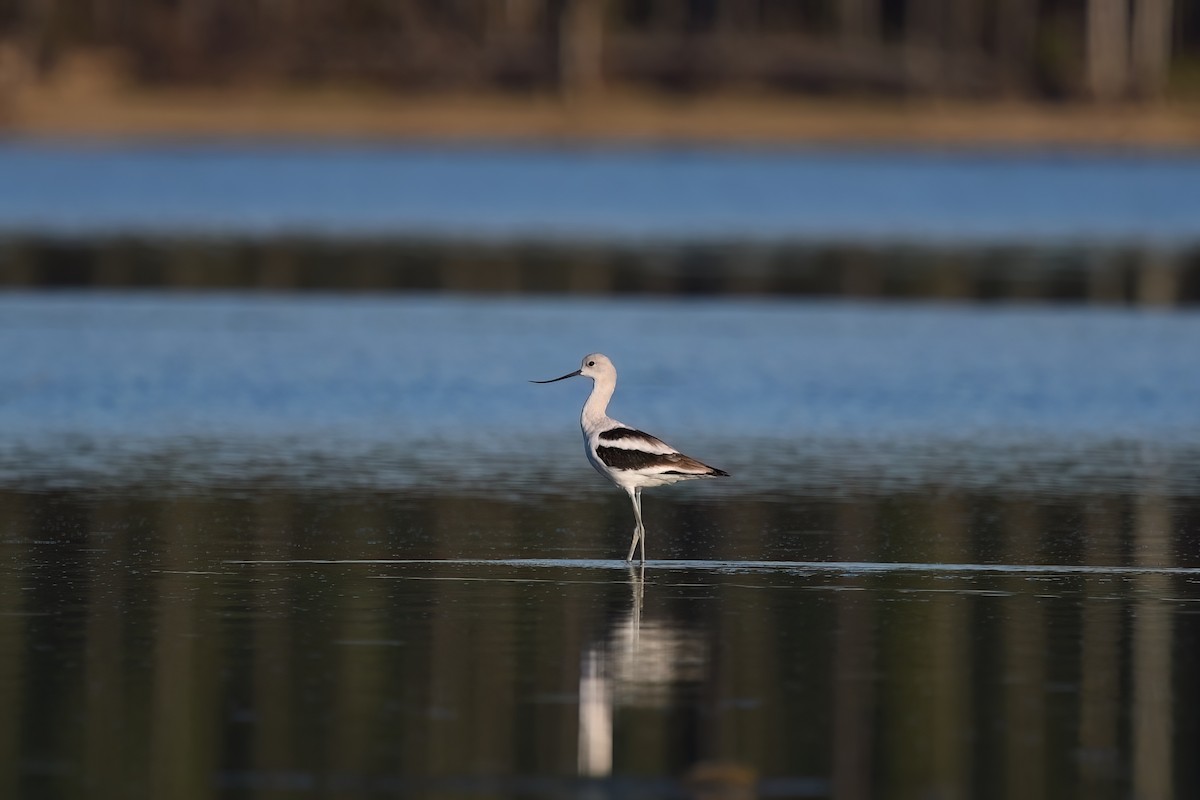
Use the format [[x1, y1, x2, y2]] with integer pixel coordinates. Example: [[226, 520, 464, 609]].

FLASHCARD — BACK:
[[532, 353, 729, 563]]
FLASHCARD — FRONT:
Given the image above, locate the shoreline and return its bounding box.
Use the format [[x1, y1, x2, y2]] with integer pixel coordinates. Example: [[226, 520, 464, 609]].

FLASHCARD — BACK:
[[5, 84, 1200, 150]]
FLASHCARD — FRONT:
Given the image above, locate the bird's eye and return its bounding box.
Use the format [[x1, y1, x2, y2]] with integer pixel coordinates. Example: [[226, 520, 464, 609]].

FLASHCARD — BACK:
[[587, 361, 595, 367]]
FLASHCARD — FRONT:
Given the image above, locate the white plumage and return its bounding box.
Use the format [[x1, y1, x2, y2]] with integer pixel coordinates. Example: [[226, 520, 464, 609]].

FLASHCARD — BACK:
[[532, 353, 729, 563]]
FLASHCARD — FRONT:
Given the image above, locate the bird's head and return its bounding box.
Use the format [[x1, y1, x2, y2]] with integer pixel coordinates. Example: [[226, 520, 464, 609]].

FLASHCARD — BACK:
[[531, 352, 615, 384]]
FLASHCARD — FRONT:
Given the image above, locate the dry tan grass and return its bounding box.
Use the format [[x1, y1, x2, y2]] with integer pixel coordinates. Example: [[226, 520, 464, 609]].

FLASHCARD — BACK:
[[4, 54, 1199, 148]]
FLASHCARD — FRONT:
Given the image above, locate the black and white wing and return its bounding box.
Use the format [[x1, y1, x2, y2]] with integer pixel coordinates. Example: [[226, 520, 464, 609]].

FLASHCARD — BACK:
[[594, 426, 728, 477]]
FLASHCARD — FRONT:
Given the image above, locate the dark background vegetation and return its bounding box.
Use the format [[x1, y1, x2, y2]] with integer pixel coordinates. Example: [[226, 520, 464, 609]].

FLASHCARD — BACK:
[[0, 0, 1194, 102]]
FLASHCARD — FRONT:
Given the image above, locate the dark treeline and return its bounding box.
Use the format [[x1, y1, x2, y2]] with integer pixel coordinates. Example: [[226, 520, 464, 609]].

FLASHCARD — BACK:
[[3, 235, 1198, 305], [0, 0, 1194, 101]]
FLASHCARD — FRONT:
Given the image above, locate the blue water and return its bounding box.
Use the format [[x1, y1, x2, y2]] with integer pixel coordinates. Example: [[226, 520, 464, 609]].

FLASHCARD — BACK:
[[2, 292, 1197, 494], [5, 142, 1200, 800], [3, 142, 1200, 243]]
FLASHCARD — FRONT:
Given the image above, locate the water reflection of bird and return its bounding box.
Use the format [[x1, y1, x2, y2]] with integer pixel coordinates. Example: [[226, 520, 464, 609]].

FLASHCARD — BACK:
[[532, 353, 729, 563]]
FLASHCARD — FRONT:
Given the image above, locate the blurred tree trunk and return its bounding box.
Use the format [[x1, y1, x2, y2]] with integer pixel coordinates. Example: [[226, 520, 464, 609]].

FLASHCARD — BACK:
[[559, 0, 605, 100], [1132, 0, 1174, 99], [905, 0, 987, 96], [653, 0, 688, 30], [837, 0, 880, 46], [836, 0, 881, 92], [996, 0, 1037, 96], [502, 0, 542, 30], [948, 0, 984, 94], [1087, 0, 1129, 101], [905, 0, 945, 93], [88, 0, 121, 42], [714, 0, 759, 33], [484, 0, 541, 47], [19, 0, 57, 75]]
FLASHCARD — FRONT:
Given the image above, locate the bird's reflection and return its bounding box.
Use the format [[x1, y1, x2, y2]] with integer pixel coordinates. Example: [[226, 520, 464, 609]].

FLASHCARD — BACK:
[[577, 564, 707, 778]]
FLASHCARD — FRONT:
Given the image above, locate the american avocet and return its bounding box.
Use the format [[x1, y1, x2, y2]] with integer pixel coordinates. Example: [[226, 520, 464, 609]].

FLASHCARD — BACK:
[[532, 353, 729, 563]]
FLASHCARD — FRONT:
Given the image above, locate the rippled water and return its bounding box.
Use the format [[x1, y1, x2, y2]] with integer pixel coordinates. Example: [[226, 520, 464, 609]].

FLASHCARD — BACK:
[[1, 291, 1198, 798], [2, 293, 1198, 495]]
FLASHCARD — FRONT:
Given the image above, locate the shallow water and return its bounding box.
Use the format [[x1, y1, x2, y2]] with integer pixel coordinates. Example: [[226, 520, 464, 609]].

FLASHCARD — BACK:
[[1, 292, 1199, 798], [3, 487, 1199, 799]]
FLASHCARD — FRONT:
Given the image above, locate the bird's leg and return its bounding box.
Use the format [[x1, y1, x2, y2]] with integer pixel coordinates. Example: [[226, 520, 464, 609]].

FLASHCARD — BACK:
[[636, 488, 646, 564], [635, 488, 646, 564], [626, 488, 645, 563]]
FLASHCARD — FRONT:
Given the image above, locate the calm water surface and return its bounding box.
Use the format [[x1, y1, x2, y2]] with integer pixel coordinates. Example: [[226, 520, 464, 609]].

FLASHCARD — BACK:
[[4, 142, 1200, 243], [1, 292, 1199, 799]]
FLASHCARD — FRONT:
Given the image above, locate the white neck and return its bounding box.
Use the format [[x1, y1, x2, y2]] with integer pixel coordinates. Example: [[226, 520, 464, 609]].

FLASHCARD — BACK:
[[581, 373, 615, 431]]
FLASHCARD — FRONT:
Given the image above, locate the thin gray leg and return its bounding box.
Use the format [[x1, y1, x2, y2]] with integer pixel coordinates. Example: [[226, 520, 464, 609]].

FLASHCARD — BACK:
[[635, 488, 646, 564], [625, 488, 645, 563]]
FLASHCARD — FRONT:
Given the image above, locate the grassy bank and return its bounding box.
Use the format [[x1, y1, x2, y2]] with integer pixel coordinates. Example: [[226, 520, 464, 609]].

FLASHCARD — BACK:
[[6, 68, 1200, 149]]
